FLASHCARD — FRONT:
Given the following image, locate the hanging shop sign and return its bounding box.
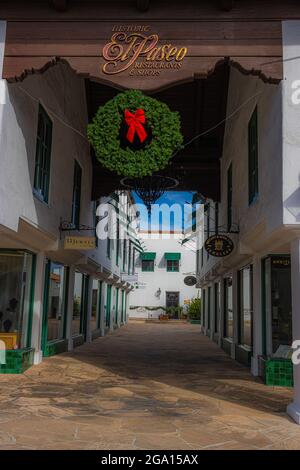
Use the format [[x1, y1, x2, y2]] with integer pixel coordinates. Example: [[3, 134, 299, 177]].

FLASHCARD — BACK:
[[64, 236, 96, 250], [204, 235, 234, 258], [102, 25, 188, 77]]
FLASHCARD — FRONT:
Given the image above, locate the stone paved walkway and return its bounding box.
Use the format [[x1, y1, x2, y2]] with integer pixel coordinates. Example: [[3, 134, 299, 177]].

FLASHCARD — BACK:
[[0, 321, 299, 450]]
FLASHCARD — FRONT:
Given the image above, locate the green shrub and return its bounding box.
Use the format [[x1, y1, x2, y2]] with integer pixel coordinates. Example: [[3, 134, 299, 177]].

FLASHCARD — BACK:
[[188, 297, 201, 320]]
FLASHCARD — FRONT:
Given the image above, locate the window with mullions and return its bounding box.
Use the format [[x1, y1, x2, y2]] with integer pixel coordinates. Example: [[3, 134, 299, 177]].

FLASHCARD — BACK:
[[71, 160, 82, 228], [33, 105, 52, 203], [248, 107, 258, 205], [166, 260, 179, 272], [142, 260, 154, 272]]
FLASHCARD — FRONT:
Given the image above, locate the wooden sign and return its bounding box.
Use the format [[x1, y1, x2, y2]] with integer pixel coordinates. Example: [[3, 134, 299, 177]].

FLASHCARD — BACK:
[[64, 236, 96, 250], [204, 234, 234, 257], [102, 25, 188, 77]]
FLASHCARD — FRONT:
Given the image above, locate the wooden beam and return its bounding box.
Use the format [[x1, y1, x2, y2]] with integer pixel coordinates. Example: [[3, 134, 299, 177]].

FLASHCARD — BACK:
[[51, 0, 68, 12], [219, 0, 235, 11], [136, 0, 150, 12]]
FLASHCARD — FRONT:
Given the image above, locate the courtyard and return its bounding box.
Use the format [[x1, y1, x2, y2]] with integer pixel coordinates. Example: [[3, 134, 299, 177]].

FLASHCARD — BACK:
[[0, 322, 299, 450]]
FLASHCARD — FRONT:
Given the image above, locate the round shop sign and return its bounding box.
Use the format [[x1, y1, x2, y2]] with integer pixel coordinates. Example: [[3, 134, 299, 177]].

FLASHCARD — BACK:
[[204, 234, 234, 258]]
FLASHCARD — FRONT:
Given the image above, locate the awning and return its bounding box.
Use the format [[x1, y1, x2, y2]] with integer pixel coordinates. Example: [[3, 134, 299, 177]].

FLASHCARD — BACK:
[[140, 252, 156, 261], [164, 252, 181, 261]]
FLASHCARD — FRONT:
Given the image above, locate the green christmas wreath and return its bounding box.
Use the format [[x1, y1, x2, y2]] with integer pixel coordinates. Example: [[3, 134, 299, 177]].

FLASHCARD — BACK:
[[87, 89, 183, 178]]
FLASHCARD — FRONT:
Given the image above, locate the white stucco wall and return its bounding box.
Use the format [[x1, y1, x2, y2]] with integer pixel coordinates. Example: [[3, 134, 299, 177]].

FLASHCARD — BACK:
[[282, 21, 300, 226], [198, 67, 283, 280], [129, 233, 198, 318], [0, 62, 92, 239]]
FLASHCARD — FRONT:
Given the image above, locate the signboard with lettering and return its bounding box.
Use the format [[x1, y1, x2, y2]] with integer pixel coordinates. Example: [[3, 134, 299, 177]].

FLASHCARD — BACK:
[[204, 235, 234, 258], [64, 236, 96, 250], [102, 25, 188, 78]]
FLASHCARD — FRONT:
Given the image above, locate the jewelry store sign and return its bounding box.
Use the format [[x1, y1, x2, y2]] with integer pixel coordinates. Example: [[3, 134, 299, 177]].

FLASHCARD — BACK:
[[64, 236, 96, 250], [102, 25, 188, 77]]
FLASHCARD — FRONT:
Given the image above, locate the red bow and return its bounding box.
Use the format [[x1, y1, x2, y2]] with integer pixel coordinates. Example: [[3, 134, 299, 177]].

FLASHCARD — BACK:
[[124, 109, 147, 144]]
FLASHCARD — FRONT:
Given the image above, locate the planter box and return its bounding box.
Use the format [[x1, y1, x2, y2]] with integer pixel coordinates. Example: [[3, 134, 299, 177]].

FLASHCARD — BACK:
[[189, 320, 201, 324], [0, 348, 34, 374], [44, 339, 68, 357], [265, 358, 294, 387]]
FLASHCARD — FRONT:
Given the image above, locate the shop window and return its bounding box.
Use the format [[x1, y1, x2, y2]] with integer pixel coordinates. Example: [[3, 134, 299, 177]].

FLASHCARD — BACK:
[[0, 250, 35, 349], [224, 276, 233, 339], [71, 160, 82, 228], [214, 282, 220, 333], [72, 271, 87, 337], [263, 256, 292, 357], [33, 105, 52, 203], [166, 260, 179, 272], [91, 280, 102, 332], [238, 265, 253, 349], [248, 107, 258, 205], [45, 261, 68, 343], [227, 164, 233, 232], [142, 260, 154, 272]]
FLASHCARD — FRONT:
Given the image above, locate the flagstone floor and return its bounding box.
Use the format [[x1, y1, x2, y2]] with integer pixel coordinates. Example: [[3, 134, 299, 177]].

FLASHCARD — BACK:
[[0, 321, 299, 450]]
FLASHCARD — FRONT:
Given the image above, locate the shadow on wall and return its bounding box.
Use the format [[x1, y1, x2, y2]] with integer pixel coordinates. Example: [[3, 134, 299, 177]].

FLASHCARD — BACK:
[[284, 174, 300, 222]]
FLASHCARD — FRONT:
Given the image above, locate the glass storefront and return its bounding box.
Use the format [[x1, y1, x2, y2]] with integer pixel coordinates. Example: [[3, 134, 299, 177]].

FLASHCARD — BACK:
[[238, 265, 253, 349], [0, 250, 34, 349], [46, 261, 68, 342], [224, 276, 233, 339], [91, 279, 102, 332], [263, 256, 292, 357]]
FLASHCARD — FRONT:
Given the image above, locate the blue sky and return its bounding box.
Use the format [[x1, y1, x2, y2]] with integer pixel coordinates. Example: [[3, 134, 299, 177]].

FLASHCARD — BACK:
[[133, 191, 195, 231]]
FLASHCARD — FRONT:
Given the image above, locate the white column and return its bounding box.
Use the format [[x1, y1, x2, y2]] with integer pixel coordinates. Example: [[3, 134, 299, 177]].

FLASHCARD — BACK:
[[66, 265, 75, 351], [287, 238, 300, 424], [251, 257, 263, 376], [85, 276, 93, 343], [31, 252, 46, 364]]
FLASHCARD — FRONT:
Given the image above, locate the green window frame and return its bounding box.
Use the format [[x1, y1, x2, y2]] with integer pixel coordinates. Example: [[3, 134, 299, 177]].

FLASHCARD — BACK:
[[142, 260, 154, 272], [71, 160, 82, 228], [227, 163, 233, 232], [166, 260, 179, 272], [248, 107, 258, 205], [33, 105, 52, 203]]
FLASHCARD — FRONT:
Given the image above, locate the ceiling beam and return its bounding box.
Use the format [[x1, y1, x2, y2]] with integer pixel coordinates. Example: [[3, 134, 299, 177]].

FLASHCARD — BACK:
[[51, 0, 69, 12], [219, 0, 235, 11], [136, 0, 150, 12]]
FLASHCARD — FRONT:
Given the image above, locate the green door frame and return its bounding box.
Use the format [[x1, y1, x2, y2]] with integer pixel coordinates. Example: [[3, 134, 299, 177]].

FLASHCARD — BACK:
[[121, 290, 125, 323], [41, 260, 51, 354], [41, 260, 69, 354], [106, 284, 112, 328], [80, 274, 90, 340], [97, 280, 103, 330]]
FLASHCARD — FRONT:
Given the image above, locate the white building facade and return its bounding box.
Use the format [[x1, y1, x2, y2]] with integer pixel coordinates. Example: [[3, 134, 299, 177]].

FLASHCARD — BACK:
[[196, 22, 300, 425], [0, 47, 139, 372], [129, 231, 197, 319]]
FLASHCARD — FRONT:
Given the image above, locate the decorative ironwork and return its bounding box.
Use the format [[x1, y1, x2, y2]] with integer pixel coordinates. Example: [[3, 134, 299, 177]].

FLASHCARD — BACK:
[[121, 175, 179, 215]]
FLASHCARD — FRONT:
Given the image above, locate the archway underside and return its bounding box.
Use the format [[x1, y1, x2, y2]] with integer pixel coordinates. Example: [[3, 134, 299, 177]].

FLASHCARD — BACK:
[[2, 17, 283, 201]]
